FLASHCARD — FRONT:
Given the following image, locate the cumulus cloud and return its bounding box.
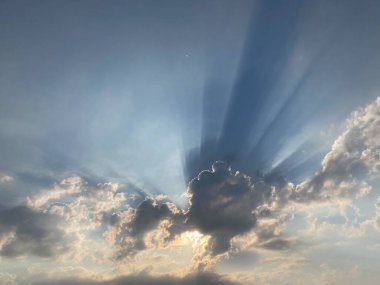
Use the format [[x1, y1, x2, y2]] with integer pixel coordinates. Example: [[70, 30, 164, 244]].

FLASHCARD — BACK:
[[1, 96, 377, 282], [292, 97, 380, 203], [108, 199, 181, 259], [0, 176, 130, 261], [185, 161, 277, 255], [118, 97, 379, 262], [119, 161, 292, 260]]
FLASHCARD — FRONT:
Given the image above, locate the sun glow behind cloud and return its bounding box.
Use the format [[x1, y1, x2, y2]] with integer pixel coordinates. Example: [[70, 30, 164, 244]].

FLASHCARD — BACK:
[[1, 0, 380, 284]]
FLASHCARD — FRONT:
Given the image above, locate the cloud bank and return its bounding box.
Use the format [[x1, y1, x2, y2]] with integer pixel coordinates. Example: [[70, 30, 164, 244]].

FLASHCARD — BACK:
[[30, 271, 238, 285], [121, 96, 379, 260], [0, 97, 378, 284]]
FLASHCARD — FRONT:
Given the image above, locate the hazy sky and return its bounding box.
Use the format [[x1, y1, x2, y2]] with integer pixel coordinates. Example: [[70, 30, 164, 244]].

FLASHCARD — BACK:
[[0, 1, 380, 284]]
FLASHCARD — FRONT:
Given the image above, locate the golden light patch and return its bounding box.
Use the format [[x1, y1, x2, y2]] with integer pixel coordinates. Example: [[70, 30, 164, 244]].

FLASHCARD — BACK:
[[184, 231, 203, 246]]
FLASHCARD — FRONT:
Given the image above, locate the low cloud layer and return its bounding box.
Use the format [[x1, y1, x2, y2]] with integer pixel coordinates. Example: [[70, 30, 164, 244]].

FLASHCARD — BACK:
[[0, 97, 378, 283], [0, 205, 68, 258], [30, 271, 238, 285]]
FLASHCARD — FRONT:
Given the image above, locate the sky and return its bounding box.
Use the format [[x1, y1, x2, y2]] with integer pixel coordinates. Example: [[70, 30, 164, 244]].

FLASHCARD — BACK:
[[0, 0, 380, 284]]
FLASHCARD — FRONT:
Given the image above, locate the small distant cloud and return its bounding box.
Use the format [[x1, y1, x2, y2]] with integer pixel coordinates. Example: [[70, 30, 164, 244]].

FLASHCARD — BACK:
[[0, 174, 14, 183]]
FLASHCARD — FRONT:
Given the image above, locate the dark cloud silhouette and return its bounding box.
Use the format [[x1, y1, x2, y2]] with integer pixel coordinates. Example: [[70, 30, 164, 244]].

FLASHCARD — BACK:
[[107, 198, 184, 260], [258, 238, 296, 251], [122, 161, 288, 258], [0, 205, 68, 258], [31, 271, 239, 285], [185, 161, 272, 255]]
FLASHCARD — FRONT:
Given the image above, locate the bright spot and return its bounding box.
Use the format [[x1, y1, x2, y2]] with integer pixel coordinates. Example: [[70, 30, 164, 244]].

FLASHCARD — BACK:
[[185, 231, 203, 245]]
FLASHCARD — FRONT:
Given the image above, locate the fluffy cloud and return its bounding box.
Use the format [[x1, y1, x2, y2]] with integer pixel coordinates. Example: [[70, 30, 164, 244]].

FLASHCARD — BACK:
[[108, 199, 180, 259], [119, 97, 380, 261], [1, 97, 378, 283], [0, 176, 129, 260], [26, 176, 83, 208], [119, 161, 292, 260], [185, 161, 277, 255], [292, 97, 380, 203]]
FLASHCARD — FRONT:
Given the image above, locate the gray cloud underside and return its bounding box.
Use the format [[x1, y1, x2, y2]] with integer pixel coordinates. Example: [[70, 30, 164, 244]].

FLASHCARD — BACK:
[[30, 271, 239, 285], [0, 205, 68, 258]]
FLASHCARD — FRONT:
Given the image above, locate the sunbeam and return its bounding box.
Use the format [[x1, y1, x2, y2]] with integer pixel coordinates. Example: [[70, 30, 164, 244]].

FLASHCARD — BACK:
[[1, 1, 380, 284]]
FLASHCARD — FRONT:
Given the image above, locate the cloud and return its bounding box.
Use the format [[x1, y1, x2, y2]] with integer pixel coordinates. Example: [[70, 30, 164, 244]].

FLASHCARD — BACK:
[[257, 238, 296, 251], [110, 199, 180, 259], [185, 161, 276, 255], [292, 97, 380, 203], [1, 96, 377, 279], [0, 174, 149, 262], [0, 205, 69, 258], [0, 174, 14, 183], [0, 272, 16, 285], [372, 196, 380, 231], [118, 97, 380, 262], [26, 176, 83, 208], [29, 271, 239, 285], [120, 161, 292, 260]]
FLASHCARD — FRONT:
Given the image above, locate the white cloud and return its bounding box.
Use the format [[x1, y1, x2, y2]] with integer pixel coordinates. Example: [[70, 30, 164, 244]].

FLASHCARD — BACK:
[[0, 174, 14, 183], [292, 97, 380, 204], [0, 272, 17, 285], [26, 176, 84, 208]]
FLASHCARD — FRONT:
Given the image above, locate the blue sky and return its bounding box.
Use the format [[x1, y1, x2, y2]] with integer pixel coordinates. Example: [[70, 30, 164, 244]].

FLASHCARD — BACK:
[[0, 1, 380, 284]]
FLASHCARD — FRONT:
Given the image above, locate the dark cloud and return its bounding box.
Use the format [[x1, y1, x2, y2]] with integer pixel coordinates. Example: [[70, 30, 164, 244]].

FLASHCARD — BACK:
[[128, 200, 172, 238], [31, 271, 239, 285], [121, 161, 286, 258], [258, 238, 295, 251], [123, 199, 173, 253], [109, 198, 184, 260], [185, 161, 272, 255], [0, 205, 68, 258]]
